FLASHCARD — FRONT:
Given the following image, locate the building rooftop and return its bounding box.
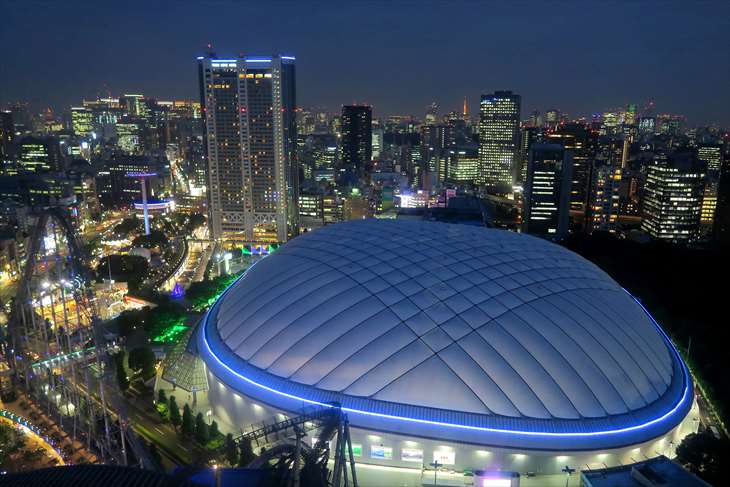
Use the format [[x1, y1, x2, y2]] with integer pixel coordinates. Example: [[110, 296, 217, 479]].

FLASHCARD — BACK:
[[200, 219, 691, 450], [582, 455, 711, 487]]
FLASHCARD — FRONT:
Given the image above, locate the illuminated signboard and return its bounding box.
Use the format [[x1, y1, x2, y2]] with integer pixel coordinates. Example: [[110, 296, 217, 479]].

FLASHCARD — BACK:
[[370, 445, 393, 460], [479, 480, 511, 487], [433, 450, 455, 465], [401, 448, 423, 463], [351, 444, 362, 457]]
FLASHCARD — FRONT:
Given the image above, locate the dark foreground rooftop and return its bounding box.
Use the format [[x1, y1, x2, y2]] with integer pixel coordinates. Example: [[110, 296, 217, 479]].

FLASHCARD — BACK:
[[581, 455, 712, 487]]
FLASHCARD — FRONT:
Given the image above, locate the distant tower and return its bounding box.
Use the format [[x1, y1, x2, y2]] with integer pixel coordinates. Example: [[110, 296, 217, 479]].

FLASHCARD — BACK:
[[127, 171, 156, 235], [462, 96, 468, 119]]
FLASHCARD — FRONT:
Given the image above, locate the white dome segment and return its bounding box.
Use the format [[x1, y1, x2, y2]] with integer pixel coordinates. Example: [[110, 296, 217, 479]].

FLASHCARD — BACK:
[[199, 219, 691, 451]]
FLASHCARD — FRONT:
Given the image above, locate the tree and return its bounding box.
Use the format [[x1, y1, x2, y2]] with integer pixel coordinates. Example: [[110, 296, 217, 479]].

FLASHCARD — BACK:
[[238, 437, 256, 467], [224, 433, 238, 466], [0, 422, 25, 468], [194, 412, 209, 444], [113, 216, 142, 236], [169, 396, 181, 430], [675, 430, 729, 485], [96, 254, 149, 289], [157, 388, 166, 405], [115, 352, 130, 392], [182, 404, 194, 437], [209, 420, 220, 439], [129, 346, 157, 380], [132, 230, 169, 249]]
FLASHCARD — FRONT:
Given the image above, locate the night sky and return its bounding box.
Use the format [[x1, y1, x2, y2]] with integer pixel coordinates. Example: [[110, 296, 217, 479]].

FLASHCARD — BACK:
[[2, 0, 729, 125]]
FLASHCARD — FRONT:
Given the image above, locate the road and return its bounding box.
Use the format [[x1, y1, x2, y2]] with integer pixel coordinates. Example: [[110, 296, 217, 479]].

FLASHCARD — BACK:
[[71, 365, 207, 468]]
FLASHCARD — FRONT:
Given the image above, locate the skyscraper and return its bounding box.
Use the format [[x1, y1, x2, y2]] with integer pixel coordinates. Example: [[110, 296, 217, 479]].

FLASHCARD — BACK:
[[478, 91, 521, 190], [547, 123, 599, 213], [71, 107, 95, 138], [523, 143, 573, 239], [641, 152, 705, 243], [199, 54, 298, 243], [585, 140, 623, 234], [697, 145, 722, 237], [0, 111, 14, 171], [17, 136, 63, 174], [340, 105, 372, 184]]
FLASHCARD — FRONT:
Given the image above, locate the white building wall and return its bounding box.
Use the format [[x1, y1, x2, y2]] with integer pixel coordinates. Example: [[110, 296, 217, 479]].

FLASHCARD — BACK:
[[204, 369, 699, 476]]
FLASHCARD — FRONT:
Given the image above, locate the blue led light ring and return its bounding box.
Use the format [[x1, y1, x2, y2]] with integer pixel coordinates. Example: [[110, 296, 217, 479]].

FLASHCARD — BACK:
[[201, 271, 692, 439]]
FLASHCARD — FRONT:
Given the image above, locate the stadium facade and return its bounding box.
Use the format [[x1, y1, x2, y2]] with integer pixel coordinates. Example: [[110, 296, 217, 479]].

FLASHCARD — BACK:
[[197, 220, 697, 475]]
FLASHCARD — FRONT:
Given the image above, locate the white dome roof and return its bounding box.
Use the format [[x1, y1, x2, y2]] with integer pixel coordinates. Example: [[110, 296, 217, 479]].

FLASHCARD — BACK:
[[201, 220, 690, 449]]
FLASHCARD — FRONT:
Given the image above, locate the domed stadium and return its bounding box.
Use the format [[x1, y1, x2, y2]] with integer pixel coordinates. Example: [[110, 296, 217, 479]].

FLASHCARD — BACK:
[[197, 219, 697, 475]]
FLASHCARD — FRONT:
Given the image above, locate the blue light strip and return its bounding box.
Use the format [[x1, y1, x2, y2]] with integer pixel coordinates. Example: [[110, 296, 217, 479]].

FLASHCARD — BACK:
[[281, 56, 296, 60], [201, 275, 692, 439], [245, 58, 272, 63]]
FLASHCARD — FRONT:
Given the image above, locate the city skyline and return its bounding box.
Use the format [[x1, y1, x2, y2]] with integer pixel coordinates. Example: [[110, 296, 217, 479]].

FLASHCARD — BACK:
[[0, 2, 728, 485], [2, 1, 729, 125]]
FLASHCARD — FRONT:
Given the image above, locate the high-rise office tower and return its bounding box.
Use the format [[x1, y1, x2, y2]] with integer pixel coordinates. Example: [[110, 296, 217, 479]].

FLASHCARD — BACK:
[[17, 136, 63, 174], [0, 111, 14, 171], [199, 54, 298, 243], [340, 105, 372, 184], [697, 144, 723, 237], [478, 91, 521, 190], [641, 152, 705, 243], [446, 146, 479, 183], [523, 143, 573, 239], [519, 126, 544, 184], [71, 107, 95, 138], [547, 123, 598, 213]]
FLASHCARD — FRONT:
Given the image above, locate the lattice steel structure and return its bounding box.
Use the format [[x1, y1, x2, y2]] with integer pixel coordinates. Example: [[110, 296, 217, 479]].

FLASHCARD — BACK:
[[9, 207, 153, 468]]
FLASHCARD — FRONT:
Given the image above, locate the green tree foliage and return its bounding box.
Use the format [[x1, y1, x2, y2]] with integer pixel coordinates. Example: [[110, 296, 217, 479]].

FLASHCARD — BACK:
[[238, 437, 256, 467], [182, 403, 194, 437], [224, 433, 238, 466], [209, 420, 220, 439], [109, 302, 187, 341], [188, 213, 206, 231], [168, 395, 181, 430], [194, 412, 209, 444], [115, 352, 130, 392], [0, 422, 25, 467], [132, 230, 169, 249], [97, 254, 149, 289], [675, 430, 729, 485], [128, 346, 157, 380], [157, 388, 167, 405], [113, 216, 142, 237], [186, 271, 244, 311]]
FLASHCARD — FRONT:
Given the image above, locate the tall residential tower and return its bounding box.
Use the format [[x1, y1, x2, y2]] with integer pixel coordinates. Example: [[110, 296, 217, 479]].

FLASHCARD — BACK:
[[199, 54, 298, 243]]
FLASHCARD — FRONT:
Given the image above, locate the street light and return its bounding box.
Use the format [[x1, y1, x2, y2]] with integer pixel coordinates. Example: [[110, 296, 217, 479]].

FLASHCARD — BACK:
[[561, 465, 575, 487], [429, 460, 442, 486]]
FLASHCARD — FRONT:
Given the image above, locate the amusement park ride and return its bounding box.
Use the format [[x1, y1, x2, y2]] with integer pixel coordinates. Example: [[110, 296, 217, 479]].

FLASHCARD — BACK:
[[7, 204, 155, 468]]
